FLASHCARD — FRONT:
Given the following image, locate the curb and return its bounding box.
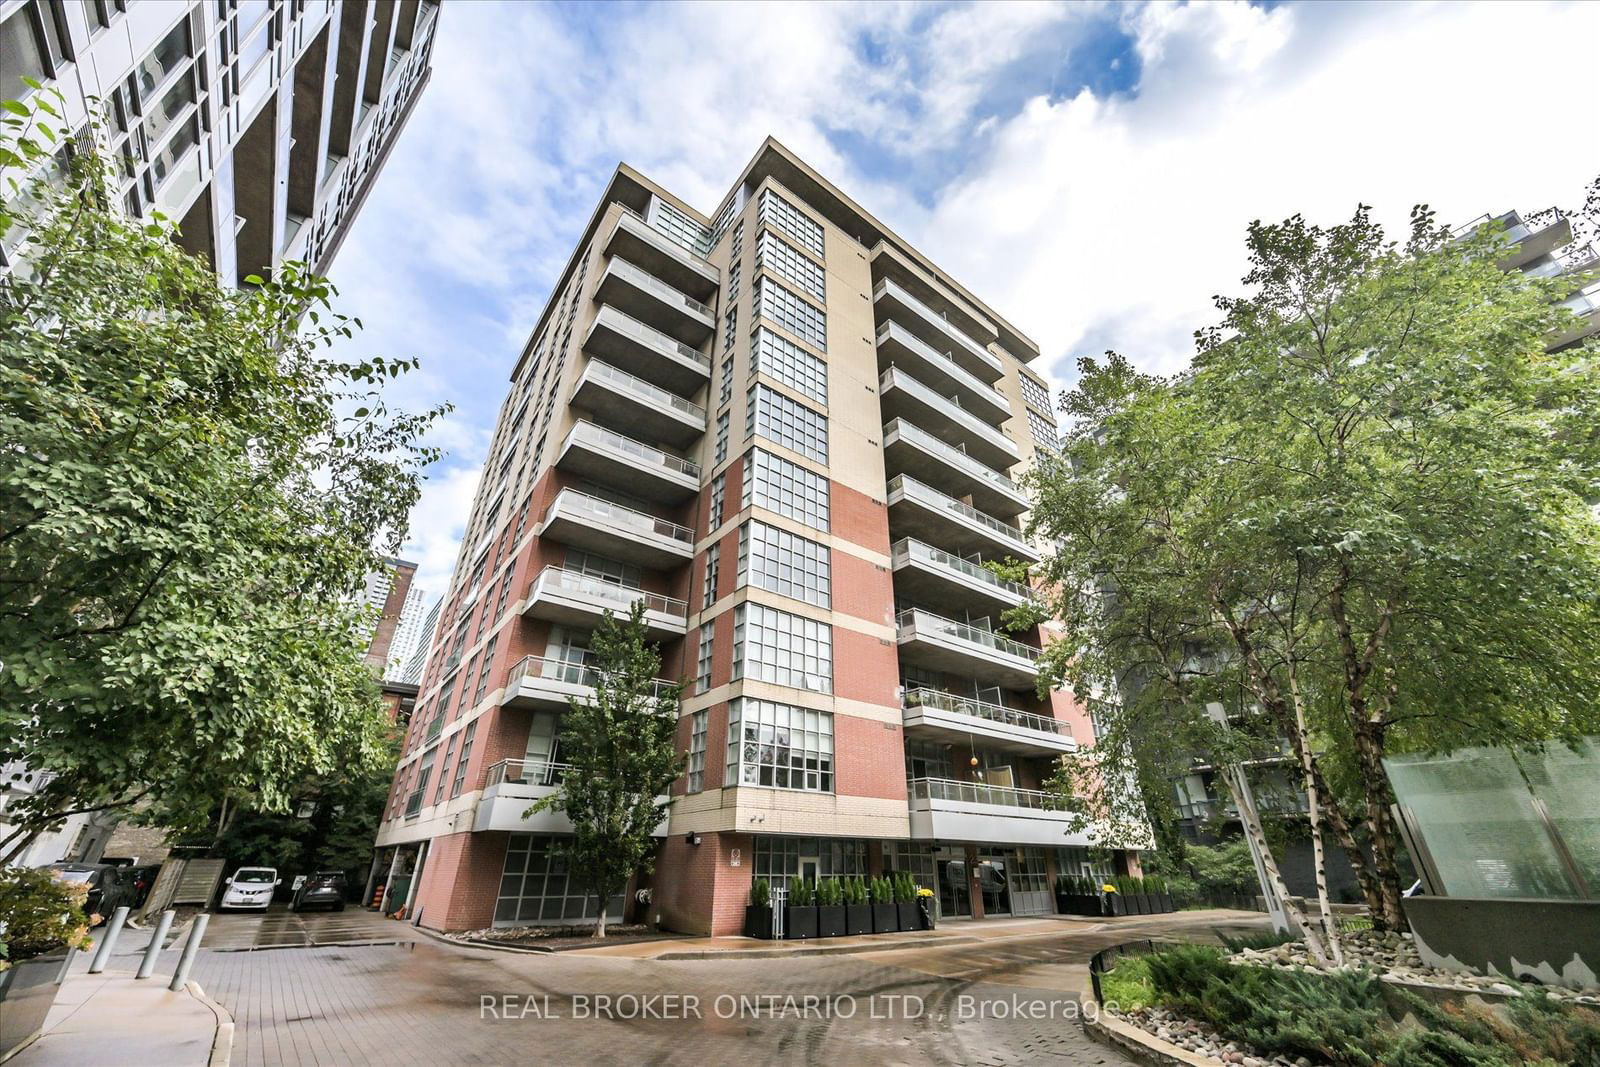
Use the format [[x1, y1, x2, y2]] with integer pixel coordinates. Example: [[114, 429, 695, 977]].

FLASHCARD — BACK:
[[646, 933, 984, 961], [1080, 955, 1219, 1066], [185, 980, 235, 1067]]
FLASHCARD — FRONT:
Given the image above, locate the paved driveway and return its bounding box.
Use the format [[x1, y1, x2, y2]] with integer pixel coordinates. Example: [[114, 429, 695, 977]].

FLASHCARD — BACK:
[[188, 911, 1264, 1065], [201, 905, 407, 950]]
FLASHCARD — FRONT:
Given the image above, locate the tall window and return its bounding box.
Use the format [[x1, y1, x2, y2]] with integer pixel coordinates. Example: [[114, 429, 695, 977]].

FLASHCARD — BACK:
[[743, 448, 829, 532], [754, 279, 826, 351], [725, 699, 833, 792], [714, 412, 730, 465], [405, 746, 437, 817], [702, 543, 720, 609], [686, 710, 708, 792], [751, 327, 827, 406], [720, 355, 734, 406], [449, 722, 477, 798], [722, 307, 737, 357], [433, 733, 459, 805], [747, 383, 827, 463], [758, 188, 824, 257], [709, 472, 726, 529], [472, 637, 498, 705], [755, 231, 825, 302], [1019, 374, 1051, 413], [738, 521, 830, 607], [726, 260, 740, 304], [732, 603, 831, 693], [1026, 409, 1059, 453], [695, 622, 714, 694]]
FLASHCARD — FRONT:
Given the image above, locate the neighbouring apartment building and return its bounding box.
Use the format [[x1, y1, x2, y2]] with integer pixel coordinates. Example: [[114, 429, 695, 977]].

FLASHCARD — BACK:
[[0, 0, 437, 284], [374, 139, 1145, 934]]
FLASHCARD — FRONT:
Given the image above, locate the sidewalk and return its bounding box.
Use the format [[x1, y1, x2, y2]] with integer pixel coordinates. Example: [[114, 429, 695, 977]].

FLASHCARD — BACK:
[[9, 969, 232, 1067]]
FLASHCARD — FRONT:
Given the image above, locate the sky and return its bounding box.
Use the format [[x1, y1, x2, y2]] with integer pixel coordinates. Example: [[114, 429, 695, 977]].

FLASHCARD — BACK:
[[323, 0, 1600, 599]]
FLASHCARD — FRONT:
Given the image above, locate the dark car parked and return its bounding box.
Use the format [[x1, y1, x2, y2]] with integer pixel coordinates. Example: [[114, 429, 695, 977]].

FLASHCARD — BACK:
[[291, 870, 348, 912], [124, 864, 162, 908], [43, 863, 135, 924]]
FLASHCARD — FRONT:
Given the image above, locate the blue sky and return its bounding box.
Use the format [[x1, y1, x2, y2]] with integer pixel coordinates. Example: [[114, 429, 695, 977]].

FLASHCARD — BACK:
[[323, 0, 1600, 597]]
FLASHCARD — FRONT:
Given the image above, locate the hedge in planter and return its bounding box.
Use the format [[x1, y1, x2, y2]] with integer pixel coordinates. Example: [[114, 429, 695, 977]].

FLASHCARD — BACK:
[[870, 877, 898, 933], [843, 878, 871, 936], [744, 878, 775, 939], [815, 878, 846, 938], [786, 879, 818, 940], [894, 873, 919, 931], [1, 868, 94, 1060]]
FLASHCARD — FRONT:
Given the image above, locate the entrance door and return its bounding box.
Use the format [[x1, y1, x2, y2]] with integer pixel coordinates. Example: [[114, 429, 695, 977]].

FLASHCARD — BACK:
[[978, 857, 1011, 915], [937, 859, 971, 918], [800, 858, 819, 884]]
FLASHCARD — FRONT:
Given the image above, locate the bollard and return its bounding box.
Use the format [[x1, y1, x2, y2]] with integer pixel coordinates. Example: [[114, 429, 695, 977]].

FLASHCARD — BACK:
[[168, 913, 208, 992], [54, 946, 78, 985], [135, 910, 176, 979], [87, 906, 130, 974]]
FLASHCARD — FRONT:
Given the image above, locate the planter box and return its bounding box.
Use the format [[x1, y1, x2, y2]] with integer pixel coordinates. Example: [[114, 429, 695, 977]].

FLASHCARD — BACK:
[[1157, 892, 1175, 913], [896, 901, 918, 931], [845, 904, 872, 936], [0, 950, 68, 1060], [917, 897, 936, 929], [1137, 893, 1155, 914], [743, 905, 775, 940], [785, 905, 817, 941], [816, 904, 846, 939], [871, 902, 898, 933], [1102, 894, 1129, 917]]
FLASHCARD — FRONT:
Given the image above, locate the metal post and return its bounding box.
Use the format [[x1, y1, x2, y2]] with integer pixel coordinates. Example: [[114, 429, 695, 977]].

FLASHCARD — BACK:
[[87, 906, 130, 973], [135, 910, 176, 979], [168, 913, 208, 992], [54, 947, 78, 985]]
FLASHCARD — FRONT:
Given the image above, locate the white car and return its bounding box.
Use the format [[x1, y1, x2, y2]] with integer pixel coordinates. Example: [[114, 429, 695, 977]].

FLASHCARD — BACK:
[[219, 867, 280, 911]]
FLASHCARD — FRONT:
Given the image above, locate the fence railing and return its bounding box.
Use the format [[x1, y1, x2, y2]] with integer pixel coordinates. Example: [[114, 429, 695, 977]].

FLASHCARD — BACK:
[[891, 539, 1030, 600], [896, 608, 1040, 663], [885, 419, 1020, 495], [593, 304, 710, 368], [567, 420, 701, 480], [907, 776, 1076, 812], [581, 359, 706, 420], [527, 567, 689, 619], [504, 653, 679, 703], [545, 488, 694, 546], [887, 475, 1031, 549], [902, 687, 1069, 738], [608, 257, 714, 317], [484, 758, 570, 789]]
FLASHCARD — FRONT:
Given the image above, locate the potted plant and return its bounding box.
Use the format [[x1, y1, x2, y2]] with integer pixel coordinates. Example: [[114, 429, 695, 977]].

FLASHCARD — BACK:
[[870, 877, 898, 933], [843, 877, 871, 936], [916, 886, 936, 928], [815, 878, 846, 938], [894, 873, 919, 931], [1079, 875, 1102, 915], [785, 879, 818, 940], [1148, 875, 1173, 913], [1101, 878, 1128, 916], [1, 868, 94, 1060], [743, 878, 775, 939]]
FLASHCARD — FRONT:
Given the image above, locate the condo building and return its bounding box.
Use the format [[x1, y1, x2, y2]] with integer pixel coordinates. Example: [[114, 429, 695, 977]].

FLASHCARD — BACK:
[[0, 0, 438, 284], [374, 139, 1141, 934]]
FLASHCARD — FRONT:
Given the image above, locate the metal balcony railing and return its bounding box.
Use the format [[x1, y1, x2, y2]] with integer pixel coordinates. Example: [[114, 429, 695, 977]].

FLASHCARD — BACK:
[[505, 653, 679, 703], [891, 539, 1030, 600], [903, 687, 1069, 738], [608, 258, 713, 317], [880, 366, 1016, 447], [874, 277, 1000, 373], [875, 322, 1007, 408], [528, 567, 689, 619], [895, 608, 1040, 664], [581, 359, 706, 420], [567, 420, 701, 480], [545, 489, 694, 547], [485, 758, 570, 789], [594, 305, 710, 368], [887, 475, 1032, 549], [907, 776, 1078, 812], [885, 419, 1020, 496]]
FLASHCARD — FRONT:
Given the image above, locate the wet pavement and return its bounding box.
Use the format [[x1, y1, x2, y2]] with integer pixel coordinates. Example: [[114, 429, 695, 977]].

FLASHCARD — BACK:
[[184, 909, 1267, 1065], [200, 905, 415, 951]]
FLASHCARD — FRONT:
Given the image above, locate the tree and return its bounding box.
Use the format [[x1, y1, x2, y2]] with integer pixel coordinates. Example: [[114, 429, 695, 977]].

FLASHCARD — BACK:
[[527, 603, 682, 937], [0, 90, 444, 861], [1031, 200, 1600, 934]]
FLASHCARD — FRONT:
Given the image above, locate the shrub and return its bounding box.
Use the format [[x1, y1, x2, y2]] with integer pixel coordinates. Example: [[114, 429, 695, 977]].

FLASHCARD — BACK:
[[843, 878, 865, 906], [816, 878, 841, 906], [1099, 954, 1157, 1012], [0, 868, 95, 970], [749, 878, 770, 908], [788, 880, 814, 907], [897, 873, 917, 902]]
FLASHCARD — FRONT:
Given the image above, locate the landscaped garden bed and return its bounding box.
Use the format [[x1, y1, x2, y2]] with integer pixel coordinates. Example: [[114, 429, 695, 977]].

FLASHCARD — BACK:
[[449, 923, 686, 952], [1095, 929, 1600, 1066]]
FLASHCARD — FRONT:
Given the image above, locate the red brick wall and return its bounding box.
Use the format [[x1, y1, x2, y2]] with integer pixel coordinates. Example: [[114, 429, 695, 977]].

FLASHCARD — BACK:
[[651, 830, 753, 936], [835, 715, 907, 800], [830, 479, 890, 555], [830, 551, 895, 628], [414, 830, 510, 932], [831, 627, 899, 706]]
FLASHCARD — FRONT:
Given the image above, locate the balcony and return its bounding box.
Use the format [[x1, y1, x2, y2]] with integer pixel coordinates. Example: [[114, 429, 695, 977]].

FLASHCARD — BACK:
[[503, 654, 679, 712], [902, 688, 1074, 756], [605, 209, 719, 300], [594, 256, 715, 346], [891, 538, 1029, 619], [870, 243, 998, 353], [886, 475, 1038, 563], [896, 608, 1040, 689], [583, 305, 710, 395], [571, 358, 706, 448], [555, 420, 700, 504], [1452, 209, 1574, 271], [883, 419, 1027, 518], [874, 323, 1011, 424], [906, 777, 1090, 848], [873, 276, 1003, 383], [1551, 285, 1600, 348], [522, 566, 688, 639], [538, 489, 693, 570], [880, 366, 1019, 470], [473, 759, 672, 837]]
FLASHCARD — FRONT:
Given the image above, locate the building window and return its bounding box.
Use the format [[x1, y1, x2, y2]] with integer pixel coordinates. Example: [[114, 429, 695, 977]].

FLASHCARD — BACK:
[[1019, 374, 1051, 414], [722, 307, 737, 359], [471, 636, 498, 705], [495, 834, 623, 925], [751, 327, 826, 406], [685, 710, 708, 792], [756, 230, 825, 303], [404, 746, 436, 817], [758, 188, 823, 258], [729, 219, 744, 260], [743, 448, 829, 532], [746, 383, 827, 463], [566, 550, 641, 588], [695, 622, 714, 694], [726, 260, 740, 304], [732, 603, 831, 693], [738, 520, 830, 608], [726, 700, 833, 792], [1026, 409, 1059, 453], [649, 198, 712, 256], [714, 412, 730, 465], [753, 837, 866, 891], [432, 733, 459, 805], [449, 722, 476, 798], [709, 472, 726, 528], [754, 278, 826, 351], [720, 354, 734, 407], [702, 543, 720, 609]]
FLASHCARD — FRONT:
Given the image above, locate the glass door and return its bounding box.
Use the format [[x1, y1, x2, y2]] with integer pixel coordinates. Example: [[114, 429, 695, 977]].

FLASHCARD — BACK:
[[938, 858, 971, 918]]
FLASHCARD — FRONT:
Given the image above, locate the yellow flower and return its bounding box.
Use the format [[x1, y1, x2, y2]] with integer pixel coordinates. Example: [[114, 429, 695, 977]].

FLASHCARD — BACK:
[[916, 887, 934, 897], [1102, 884, 1118, 893]]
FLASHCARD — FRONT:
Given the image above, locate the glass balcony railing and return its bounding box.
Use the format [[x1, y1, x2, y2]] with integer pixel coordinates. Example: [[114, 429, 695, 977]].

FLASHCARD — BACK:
[[881, 366, 1016, 451], [895, 607, 1040, 664], [907, 776, 1078, 812], [874, 277, 1000, 374], [528, 567, 689, 620], [608, 258, 713, 318], [505, 653, 679, 703], [903, 687, 1070, 739], [580, 359, 706, 420], [875, 323, 1008, 412], [887, 475, 1032, 551], [485, 758, 570, 789], [593, 305, 710, 369], [891, 539, 1029, 600], [885, 419, 1021, 496], [566, 420, 701, 480], [545, 489, 694, 547]]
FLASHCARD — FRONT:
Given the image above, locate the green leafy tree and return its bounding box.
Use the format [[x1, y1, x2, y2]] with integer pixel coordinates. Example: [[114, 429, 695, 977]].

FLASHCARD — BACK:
[[1031, 198, 1600, 932], [0, 91, 444, 862], [526, 603, 682, 937]]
